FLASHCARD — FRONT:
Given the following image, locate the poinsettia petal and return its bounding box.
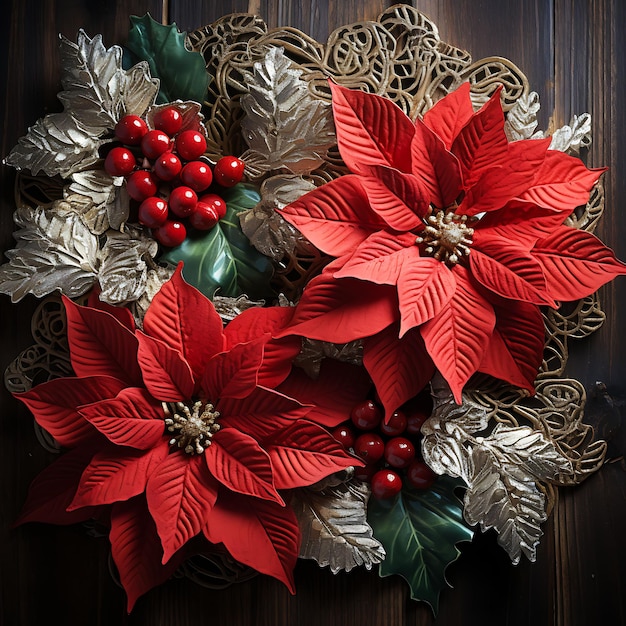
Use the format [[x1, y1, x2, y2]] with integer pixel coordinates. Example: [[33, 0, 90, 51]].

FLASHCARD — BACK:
[[478, 296, 544, 391], [265, 420, 361, 489], [363, 324, 434, 419], [280, 175, 385, 257], [470, 238, 555, 306], [279, 271, 399, 343], [358, 167, 428, 228], [205, 428, 282, 504], [204, 490, 299, 594], [69, 443, 168, 510], [451, 86, 508, 190], [422, 82, 474, 149], [136, 331, 195, 401], [334, 231, 417, 284], [63, 296, 142, 386], [532, 226, 626, 301], [88, 287, 136, 330], [14, 446, 100, 526], [329, 80, 413, 173], [80, 387, 164, 449], [110, 497, 190, 612], [15, 375, 127, 447], [203, 338, 264, 400], [396, 254, 457, 336], [420, 266, 496, 402], [142, 264, 225, 381], [146, 452, 218, 564], [515, 150, 606, 212], [411, 120, 462, 207], [276, 359, 372, 428], [223, 305, 301, 387], [458, 138, 551, 215]]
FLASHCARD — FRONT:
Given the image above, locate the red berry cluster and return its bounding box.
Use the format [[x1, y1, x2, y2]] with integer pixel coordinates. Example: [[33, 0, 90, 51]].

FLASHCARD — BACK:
[[104, 108, 245, 248], [332, 392, 436, 499]]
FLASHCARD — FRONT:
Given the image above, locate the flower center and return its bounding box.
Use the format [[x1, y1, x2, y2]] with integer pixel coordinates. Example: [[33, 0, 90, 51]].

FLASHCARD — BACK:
[[163, 400, 221, 455], [415, 208, 475, 265]]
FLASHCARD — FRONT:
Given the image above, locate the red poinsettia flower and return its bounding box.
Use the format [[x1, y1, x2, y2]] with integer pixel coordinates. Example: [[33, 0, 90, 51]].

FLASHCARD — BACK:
[[14, 265, 368, 611], [279, 81, 626, 414]]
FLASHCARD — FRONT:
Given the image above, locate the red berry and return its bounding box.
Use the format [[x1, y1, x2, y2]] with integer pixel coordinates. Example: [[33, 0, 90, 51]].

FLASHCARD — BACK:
[[175, 130, 207, 160], [189, 201, 220, 230], [406, 411, 429, 435], [126, 170, 158, 202], [115, 115, 148, 145], [331, 425, 355, 450], [353, 432, 385, 463], [405, 460, 437, 490], [384, 437, 416, 469], [153, 152, 182, 181], [138, 196, 168, 228], [354, 463, 379, 483], [350, 400, 382, 431], [213, 156, 245, 187], [141, 129, 171, 159], [169, 186, 198, 218], [180, 160, 213, 192], [380, 410, 408, 437], [104, 146, 136, 177], [198, 193, 227, 219], [153, 106, 183, 136], [370, 469, 403, 499], [153, 220, 186, 247]]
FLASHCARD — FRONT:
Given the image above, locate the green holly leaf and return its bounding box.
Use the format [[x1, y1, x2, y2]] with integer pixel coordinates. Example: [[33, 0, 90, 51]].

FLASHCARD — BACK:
[[368, 477, 473, 613], [160, 184, 275, 300], [125, 14, 210, 105]]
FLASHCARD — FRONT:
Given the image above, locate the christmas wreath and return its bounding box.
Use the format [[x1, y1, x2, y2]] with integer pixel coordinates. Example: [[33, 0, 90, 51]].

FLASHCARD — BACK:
[[2, 6, 624, 613]]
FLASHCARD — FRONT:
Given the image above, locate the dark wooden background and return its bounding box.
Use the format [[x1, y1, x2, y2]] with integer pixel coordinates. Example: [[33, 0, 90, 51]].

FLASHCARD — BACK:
[[1, 1, 625, 624]]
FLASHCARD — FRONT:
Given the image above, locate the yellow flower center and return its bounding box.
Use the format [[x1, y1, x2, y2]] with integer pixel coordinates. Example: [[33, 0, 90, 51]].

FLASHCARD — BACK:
[[163, 400, 221, 455], [415, 208, 475, 265]]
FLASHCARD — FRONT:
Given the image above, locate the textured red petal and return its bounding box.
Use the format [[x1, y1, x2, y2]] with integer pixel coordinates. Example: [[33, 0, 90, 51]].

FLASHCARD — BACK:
[[532, 226, 626, 301], [329, 80, 414, 173], [422, 82, 474, 149], [145, 452, 218, 564], [396, 255, 457, 336], [136, 331, 195, 401], [280, 272, 399, 343], [142, 264, 225, 381], [363, 324, 434, 419], [15, 446, 100, 526], [63, 296, 142, 386], [80, 387, 164, 449], [420, 267, 496, 402], [470, 239, 555, 306], [110, 497, 189, 612], [358, 167, 428, 228], [204, 491, 299, 594], [280, 175, 385, 257], [202, 339, 264, 400], [411, 120, 463, 207], [451, 87, 508, 190], [265, 420, 361, 489], [69, 443, 168, 510], [87, 288, 136, 330], [206, 428, 282, 504], [276, 359, 372, 428], [515, 150, 606, 212], [16, 375, 127, 448]]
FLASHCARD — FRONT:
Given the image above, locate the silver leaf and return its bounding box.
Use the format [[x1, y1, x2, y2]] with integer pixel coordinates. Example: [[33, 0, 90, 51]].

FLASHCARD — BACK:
[[548, 113, 592, 154], [294, 481, 385, 574], [463, 446, 547, 564], [212, 294, 266, 323], [504, 91, 542, 141], [294, 338, 363, 379], [97, 237, 149, 305], [0, 204, 98, 302], [131, 266, 175, 326], [240, 47, 335, 178]]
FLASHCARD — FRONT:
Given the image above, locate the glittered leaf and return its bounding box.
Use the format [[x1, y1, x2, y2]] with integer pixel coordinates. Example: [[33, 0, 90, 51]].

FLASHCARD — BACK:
[[125, 14, 210, 105], [160, 185, 274, 300], [368, 477, 473, 613]]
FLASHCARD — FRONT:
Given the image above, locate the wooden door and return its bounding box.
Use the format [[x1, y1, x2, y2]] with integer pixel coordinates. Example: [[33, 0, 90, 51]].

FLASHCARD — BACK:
[[1, 1, 624, 625]]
